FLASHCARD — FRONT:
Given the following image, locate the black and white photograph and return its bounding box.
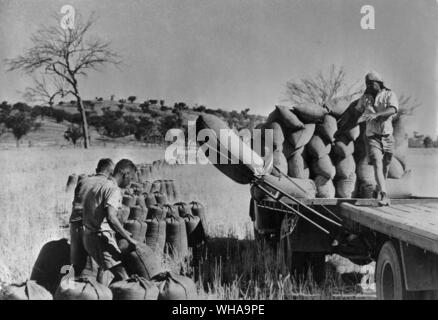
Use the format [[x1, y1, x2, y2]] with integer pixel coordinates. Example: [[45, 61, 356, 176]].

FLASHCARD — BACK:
[[0, 0, 437, 304]]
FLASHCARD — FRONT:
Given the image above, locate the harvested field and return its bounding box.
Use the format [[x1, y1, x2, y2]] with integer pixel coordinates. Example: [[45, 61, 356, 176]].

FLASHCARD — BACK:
[[0, 147, 250, 286], [0, 147, 436, 299]]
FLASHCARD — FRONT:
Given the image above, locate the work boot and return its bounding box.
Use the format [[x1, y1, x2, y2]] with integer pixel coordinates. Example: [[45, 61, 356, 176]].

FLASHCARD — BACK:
[[378, 192, 391, 206]]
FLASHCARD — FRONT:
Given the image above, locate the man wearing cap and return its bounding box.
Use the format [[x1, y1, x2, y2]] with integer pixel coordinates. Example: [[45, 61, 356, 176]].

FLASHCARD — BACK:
[[355, 71, 398, 206]]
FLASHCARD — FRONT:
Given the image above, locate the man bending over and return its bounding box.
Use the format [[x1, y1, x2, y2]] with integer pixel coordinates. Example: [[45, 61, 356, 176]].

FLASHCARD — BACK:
[[82, 159, 138, 282]]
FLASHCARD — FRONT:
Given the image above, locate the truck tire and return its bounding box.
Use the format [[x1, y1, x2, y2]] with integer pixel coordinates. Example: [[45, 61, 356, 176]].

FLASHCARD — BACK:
[[376, 241, 407, 300]]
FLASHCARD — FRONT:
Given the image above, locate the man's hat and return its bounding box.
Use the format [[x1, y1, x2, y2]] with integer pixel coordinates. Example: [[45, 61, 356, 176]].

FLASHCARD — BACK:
[[365, 71, 384, 83], [365, 71, 388, 89]]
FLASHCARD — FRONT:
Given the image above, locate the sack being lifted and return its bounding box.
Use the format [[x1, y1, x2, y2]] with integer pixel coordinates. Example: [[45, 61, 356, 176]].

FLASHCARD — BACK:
[[196, 114, 266, 184]]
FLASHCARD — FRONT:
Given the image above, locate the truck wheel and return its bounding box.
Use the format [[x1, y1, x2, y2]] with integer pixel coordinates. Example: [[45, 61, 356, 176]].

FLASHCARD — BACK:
[[376, 241, 407, 300]]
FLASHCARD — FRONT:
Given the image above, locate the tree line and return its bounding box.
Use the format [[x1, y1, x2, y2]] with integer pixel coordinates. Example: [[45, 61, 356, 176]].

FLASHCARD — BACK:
[[0, 100, 264, 147]]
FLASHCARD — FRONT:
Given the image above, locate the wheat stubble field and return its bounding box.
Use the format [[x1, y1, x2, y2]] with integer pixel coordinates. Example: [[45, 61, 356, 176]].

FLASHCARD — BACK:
[[0, 147, 254, 294], [0, 147, 435, 299]]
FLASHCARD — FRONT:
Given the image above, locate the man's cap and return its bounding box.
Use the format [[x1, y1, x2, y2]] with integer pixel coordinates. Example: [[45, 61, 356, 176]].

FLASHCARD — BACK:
[[365, 71, 384, 83]]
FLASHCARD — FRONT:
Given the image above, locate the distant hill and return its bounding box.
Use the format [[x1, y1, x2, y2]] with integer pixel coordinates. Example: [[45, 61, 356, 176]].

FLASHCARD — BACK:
[[0, 99, 266, 148]]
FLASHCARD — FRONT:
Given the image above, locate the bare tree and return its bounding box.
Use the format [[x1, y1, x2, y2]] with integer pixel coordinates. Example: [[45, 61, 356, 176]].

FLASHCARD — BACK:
[[393, 94, 420, 147], [6, 12, 121, 148], [284, 65, 361, 106], [21, 76, 66, 107], [284, 65, 419, 149], [395, 94, 420, 120]]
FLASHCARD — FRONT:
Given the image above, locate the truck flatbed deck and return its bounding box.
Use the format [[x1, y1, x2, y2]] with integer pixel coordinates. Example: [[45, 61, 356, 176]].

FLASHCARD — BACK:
[[253, 196, 438, 299], [340, 201, 438, 255]]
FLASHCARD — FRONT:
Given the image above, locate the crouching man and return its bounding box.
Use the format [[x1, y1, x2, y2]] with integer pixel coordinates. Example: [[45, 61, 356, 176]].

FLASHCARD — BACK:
[[356, 71, 398, 206], [69, 158, 114, 275], [82, 159, 138, 282]]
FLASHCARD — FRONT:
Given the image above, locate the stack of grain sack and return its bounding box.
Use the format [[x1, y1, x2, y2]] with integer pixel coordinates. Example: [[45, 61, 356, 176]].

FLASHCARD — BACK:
[[253, 101, 410, 199], [9, 165, 206, 301], [106, 169, 206, 300], [119, 174, 207, 263]]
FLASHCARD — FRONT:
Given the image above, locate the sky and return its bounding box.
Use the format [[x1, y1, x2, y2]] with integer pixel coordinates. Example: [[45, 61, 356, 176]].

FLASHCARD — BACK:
[[0, 0, 437, 135]]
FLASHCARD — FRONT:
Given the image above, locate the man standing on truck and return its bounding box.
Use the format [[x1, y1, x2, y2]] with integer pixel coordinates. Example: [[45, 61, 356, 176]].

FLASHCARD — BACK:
[[356, 71, 399, 206], [69, 158, 114, 275], [82, 159, 138, 282]]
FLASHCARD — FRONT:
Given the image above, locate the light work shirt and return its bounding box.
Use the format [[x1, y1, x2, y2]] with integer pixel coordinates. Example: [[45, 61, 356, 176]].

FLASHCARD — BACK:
[[356, 89, 399, 137], [82, 177, 122, 232]]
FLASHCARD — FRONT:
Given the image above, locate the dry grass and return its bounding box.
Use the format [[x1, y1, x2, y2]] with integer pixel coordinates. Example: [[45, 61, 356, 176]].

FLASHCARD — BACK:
[[0, 146, 375, 299], [0, 147, 250, 284]]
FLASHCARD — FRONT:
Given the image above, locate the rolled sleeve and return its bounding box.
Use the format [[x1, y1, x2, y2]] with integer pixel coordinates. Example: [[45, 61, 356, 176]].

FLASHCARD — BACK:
[[102, 184, 122, 210], [387, 91, 399, 112]]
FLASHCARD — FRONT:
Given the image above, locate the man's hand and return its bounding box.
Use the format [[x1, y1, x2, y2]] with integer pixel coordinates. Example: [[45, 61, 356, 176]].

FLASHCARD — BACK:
[[362, 113, 379, 121], [128, 238, 138, 247], [107, 206, 137, 243]]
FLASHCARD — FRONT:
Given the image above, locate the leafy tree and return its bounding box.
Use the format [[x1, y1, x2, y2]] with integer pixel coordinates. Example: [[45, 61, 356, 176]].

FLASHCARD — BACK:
[[51, 109, 71, 123], [83, 100, 95, 108], [423, 136, 433, 148], [0, 102, 12, 118], [6, 12, 121, 148], [128, 96, 137, 103], [194, 105, 206, 112], [135, 116, 160, 142], [88, 114, 104, 133], [123, 115, 138, 134], [140, 102, 150, 113], [71, 113, 84, 125], [159, 112, 186, 138], [100, 110, 134, 138], [241, 108, 250, 116], [31, 105, 53, 120], [4, 111, 40, 147], [64, 124, 83, 147]]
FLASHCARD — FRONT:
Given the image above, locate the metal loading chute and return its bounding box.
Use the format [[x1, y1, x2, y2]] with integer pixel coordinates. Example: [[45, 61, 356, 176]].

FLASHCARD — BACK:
[[195, 114, 346, 236]]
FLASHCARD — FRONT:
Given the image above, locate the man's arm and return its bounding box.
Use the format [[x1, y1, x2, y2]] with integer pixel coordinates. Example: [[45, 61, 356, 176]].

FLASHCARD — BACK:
[[363, 106, 397, 121], [374, 91, 398, 120], [106, 206, 137, 245], [376, 106, 397, 119], [102, 183, 137, 245]]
